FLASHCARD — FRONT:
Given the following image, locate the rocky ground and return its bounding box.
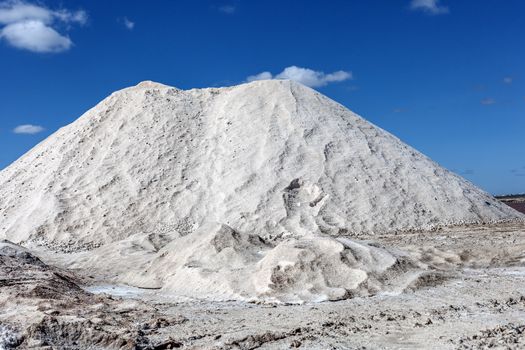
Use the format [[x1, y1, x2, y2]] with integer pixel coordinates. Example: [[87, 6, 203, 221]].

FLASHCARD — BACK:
[[1, 222, 524, 349]]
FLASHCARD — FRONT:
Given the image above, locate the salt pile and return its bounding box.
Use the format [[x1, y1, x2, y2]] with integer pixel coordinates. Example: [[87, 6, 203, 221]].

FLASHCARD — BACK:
[[0, 80, 522, 302], [123, 222, 427, 303]]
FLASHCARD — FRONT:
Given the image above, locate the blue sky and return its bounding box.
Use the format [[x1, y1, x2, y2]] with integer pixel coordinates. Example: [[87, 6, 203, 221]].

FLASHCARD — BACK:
[[0, 0, 523, 194]]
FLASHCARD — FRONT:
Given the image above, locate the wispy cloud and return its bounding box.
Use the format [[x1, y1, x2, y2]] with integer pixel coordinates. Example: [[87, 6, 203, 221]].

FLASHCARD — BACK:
[[480, 98, 496, 105], [13, 124, 44, 134], [218, 5, 236, 14], [247, 71, 272, 82], [503, 76, 513, 84], [247, 66, 352, 88], [410, 0, 449, 15], [0, 0, 86, 53], [122, 17, 134, 30]]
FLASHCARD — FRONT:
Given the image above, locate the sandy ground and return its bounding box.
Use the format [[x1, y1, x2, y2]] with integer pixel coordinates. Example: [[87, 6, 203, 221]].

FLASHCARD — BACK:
[[1, 222, 524, 349]]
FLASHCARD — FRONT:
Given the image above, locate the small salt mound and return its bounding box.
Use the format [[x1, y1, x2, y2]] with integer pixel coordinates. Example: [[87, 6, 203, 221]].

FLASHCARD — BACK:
[[123, 223, 429, 303], [253, 236, 398, 302], [124, 223, 271, 299]]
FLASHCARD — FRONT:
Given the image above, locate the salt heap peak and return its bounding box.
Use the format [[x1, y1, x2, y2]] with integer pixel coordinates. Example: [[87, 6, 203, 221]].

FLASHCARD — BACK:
[[134, 80, 174, 89]]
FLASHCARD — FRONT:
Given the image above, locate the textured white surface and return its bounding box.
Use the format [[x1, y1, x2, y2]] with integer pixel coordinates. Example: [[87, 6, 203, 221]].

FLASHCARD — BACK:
[[0, 79, 520, 248], [123, 222, 425, 302], [0, 80, 522, 301]]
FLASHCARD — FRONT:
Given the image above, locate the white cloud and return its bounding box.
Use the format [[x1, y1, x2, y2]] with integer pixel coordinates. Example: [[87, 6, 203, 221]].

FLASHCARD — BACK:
[[503, 77, 513, 84], [0, 0, 86, 53], [218, 5, 236, 14], [0, 1, 86, 25], [410, 0, 449, 15], [0, 20, 71, 52], [123, 17, 134, 30], [480, 98, 496, 105], [247, 66, 352, 88], [13, 124, 44, 134], [246, 71, 272, 82], [0, 1, 50, 23], [53, 9, 87, 25]]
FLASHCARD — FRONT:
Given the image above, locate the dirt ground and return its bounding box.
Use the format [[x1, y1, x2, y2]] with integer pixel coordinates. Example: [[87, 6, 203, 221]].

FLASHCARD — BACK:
[[503, 203, 525, 215], [496, 195, 525, 215], [1, 222, 524, 349]]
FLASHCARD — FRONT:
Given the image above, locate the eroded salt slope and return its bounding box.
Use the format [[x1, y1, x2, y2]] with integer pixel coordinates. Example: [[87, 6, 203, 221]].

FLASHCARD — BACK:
[[0, 80, 521, 250]]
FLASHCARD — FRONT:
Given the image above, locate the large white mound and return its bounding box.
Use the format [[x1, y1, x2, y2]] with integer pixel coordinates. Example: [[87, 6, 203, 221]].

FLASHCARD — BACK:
[[0, 80, 520, 249], [0, 80, 522, 302]]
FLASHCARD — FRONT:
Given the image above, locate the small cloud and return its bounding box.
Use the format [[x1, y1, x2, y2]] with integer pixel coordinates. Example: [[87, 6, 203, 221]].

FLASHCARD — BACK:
[[218, 5, 236, 14], [480, 98, 496, 105], [0, 1, 86, 25], [122, 17, 134, 30], [246, 71, 272, 82], [13, 124, 44, 134], [0, 19, 71, 52], [503, 76, 513, 84], [0, 0, 86, 53], [54, 9, 87, 25], [247, 66, 352, 88], [410, 0, 449, 15]]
